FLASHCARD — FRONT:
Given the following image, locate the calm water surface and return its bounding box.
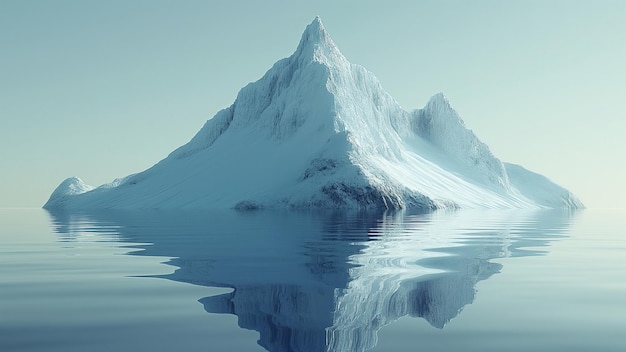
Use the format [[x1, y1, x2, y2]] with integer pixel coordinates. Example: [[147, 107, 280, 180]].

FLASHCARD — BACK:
[[1, 208, 625, 351]]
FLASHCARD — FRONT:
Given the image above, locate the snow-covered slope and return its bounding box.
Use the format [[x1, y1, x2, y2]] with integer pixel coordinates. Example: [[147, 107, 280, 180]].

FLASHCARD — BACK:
[[44, 17, 583, 210]]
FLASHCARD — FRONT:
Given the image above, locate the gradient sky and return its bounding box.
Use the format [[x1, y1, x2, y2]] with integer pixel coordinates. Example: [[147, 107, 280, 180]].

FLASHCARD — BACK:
[[1, 0, 624, 208]]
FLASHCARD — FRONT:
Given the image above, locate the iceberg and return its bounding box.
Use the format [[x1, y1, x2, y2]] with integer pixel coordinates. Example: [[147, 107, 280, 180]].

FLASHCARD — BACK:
[[44, 17, 582, 210]]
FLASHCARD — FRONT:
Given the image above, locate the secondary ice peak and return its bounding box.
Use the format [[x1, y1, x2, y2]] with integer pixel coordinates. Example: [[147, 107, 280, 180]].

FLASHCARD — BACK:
[[428, 92, 450, 105], [424, 92, 456, 115]]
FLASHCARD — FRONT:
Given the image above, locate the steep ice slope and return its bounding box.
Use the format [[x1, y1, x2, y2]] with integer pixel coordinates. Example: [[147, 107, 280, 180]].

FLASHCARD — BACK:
[[44, 17, 583, 210]]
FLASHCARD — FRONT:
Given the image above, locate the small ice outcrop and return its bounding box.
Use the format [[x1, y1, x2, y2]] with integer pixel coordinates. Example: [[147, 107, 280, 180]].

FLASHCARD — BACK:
[[43, 177, 93, 209]]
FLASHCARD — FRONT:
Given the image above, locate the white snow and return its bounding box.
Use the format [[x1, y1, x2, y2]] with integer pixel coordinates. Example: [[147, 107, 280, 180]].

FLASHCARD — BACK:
[[43, 17, 583, 210], [44, 177, 94, 208]]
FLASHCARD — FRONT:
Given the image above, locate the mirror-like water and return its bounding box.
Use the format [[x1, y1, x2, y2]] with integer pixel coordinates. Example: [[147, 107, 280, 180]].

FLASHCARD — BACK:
[[1, 208, 625, 351]]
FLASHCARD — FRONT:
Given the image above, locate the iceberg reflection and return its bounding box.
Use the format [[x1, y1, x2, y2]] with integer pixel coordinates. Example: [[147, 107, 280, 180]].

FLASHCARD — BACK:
[[47, 209, 575, 352]]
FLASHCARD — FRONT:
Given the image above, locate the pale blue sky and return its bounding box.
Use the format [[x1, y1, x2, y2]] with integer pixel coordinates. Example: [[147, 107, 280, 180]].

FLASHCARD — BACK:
[[1, 0, 624, 208]]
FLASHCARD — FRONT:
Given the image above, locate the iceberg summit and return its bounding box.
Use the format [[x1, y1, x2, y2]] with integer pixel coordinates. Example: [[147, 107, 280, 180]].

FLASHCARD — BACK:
[[44, 17, 583, 211]]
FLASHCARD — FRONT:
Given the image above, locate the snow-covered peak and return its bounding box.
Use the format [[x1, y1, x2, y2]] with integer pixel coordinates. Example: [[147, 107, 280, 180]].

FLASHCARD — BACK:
[[293, 16, 346, 67], [300, 16, 328, 45]]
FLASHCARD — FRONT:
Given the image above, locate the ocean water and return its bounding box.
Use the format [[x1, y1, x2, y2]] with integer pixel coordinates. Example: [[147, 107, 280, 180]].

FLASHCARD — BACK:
[[1, 208, 625, 352]]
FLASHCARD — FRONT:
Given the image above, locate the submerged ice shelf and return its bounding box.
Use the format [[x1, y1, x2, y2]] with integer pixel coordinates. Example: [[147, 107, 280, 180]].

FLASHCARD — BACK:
[[44, 17, 582, 211]]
